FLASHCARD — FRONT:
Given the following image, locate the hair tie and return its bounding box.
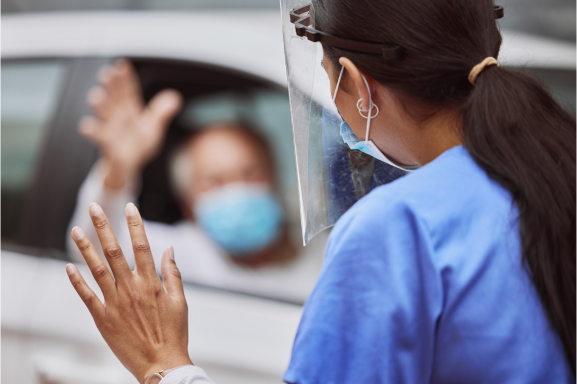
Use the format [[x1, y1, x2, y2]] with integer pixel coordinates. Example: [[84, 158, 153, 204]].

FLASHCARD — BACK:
[[468, 57, 499, 85]]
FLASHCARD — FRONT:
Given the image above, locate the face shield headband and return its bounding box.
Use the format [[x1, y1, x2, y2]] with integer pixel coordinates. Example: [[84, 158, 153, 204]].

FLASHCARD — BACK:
[[290, 3, 504, 59]]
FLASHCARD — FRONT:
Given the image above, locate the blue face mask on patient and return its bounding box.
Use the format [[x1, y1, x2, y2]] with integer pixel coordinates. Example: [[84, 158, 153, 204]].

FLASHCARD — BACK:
[[194, 183, 283, 256]]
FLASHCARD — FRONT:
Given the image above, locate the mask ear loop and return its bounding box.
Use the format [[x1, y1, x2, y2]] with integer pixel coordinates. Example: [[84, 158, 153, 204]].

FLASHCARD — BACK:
[[332, 65, 345, 103], [359, 73, 379, 141]]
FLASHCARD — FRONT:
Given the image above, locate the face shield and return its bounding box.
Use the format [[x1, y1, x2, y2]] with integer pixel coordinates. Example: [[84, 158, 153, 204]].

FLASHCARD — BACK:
[[280, 1, 407, 245]]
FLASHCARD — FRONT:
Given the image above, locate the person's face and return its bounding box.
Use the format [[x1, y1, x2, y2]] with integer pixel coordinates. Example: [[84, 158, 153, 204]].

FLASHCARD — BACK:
[[184, 124, 274, 204]]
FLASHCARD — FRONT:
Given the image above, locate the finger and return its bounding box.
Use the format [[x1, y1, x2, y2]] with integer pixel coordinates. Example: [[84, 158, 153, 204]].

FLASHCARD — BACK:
[[97, 65, 114, 87], [125, 203, 157, 278], [78, 116, 103, 145], [89, 203, 133, 282], [161, 246, 185, 300], [98, 65, 124, 105], [87, 86, 113, 120], [114, 59, 144, 108], [66, 263, 105, 321], [70, 226, 117, 301], [145, 89, 183, 130], [103, 61, 142, 110]]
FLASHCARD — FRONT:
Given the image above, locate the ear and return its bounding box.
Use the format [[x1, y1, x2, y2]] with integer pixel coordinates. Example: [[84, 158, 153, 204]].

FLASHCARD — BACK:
[[339, 57, 372, 112]]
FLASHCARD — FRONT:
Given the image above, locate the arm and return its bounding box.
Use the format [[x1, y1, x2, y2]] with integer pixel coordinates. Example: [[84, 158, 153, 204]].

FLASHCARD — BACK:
[[66, 203, 215, 384]]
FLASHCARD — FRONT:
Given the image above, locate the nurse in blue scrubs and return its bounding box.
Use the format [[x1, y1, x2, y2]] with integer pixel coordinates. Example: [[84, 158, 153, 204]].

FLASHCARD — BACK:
[[66, 0, 575, 382], [281, 0, 576, 382]]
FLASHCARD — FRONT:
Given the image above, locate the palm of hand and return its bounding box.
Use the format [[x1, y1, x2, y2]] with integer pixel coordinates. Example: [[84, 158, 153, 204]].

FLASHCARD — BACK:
[[98, 94, 165, 172], [80, 60, 183, 175]]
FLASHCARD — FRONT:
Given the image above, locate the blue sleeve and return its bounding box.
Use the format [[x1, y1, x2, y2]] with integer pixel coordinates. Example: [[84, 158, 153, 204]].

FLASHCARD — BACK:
[[283, 193, 443, 384]]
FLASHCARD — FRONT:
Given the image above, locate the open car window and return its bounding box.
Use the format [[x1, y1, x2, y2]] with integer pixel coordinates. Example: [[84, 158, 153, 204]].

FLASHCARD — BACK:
[[130, 59, 300, 228]]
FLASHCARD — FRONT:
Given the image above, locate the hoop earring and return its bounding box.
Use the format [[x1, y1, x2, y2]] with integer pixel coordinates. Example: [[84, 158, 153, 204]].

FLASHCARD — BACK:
[[357, 99, 379, 118]]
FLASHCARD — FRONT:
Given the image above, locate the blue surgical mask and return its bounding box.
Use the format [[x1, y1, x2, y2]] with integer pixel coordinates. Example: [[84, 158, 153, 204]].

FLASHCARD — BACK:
[[340, 121, 419, 171], [332, 66, 419, 172], [194, 183, 283, 256]]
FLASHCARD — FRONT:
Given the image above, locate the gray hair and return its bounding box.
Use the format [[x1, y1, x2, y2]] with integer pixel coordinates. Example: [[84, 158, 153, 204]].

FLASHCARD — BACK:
[[168, 139, 194, 203]]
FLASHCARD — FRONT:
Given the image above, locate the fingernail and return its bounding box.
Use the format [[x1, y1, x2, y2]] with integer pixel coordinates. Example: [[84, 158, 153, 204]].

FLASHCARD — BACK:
[[72, 226, 84, 240], [168, 246, 175, 260], [66, 264, 76, 275], [89, 203, 102, 216], [125, 202, 138, 216]]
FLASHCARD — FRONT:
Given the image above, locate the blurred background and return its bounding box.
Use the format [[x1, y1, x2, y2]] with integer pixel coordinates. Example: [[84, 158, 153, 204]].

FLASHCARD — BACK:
[[3, 0, 575, 42], [2, 0, 575, 383]]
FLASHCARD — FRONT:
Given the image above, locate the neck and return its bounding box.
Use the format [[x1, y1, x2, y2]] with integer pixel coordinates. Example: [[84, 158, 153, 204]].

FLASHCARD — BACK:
[[409, 109, 463, 166]]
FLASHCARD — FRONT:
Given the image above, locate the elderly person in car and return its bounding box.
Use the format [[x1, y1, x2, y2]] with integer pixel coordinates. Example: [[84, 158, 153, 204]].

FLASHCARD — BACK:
[[67, 60, 321, 302]]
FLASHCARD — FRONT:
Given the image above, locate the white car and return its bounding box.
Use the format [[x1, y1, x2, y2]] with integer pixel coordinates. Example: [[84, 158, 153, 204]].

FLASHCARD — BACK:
[[2, 11, 575, 384]]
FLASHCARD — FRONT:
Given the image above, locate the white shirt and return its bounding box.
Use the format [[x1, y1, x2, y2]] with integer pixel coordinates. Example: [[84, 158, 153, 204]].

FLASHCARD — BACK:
[[67, 163, 326, 303]]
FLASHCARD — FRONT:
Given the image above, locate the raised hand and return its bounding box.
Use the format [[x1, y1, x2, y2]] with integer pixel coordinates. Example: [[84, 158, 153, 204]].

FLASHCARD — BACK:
[[79, 60, 183, 190], [66, 203, 192, 383]]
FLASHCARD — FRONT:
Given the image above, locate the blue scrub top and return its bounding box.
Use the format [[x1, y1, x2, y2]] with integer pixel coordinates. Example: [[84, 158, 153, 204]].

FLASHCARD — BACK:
[[284, 146, 573, 384]]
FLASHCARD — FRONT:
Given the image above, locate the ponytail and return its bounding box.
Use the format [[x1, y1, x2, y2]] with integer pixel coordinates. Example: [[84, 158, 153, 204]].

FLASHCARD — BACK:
[[462, 66, 576, 361]]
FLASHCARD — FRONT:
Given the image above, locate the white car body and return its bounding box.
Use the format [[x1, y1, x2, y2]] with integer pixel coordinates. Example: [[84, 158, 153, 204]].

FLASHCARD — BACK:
[[2, 10, 575, 384]]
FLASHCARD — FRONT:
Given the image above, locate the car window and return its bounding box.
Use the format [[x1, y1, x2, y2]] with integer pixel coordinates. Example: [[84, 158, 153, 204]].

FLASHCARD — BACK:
[[1, 59, 68, 242], [128, 59, 301, 226]]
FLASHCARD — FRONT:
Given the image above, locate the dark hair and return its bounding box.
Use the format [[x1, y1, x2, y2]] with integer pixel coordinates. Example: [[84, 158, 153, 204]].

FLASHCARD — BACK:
[[314, 0, 576, 362]]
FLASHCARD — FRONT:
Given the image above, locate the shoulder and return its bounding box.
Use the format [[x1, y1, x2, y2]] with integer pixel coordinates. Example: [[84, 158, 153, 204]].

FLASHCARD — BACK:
[[337, 146, 512, 236]]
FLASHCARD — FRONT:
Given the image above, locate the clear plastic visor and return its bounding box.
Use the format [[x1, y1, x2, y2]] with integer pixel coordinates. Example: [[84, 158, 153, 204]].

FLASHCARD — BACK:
[[281, 0, 406, 244]]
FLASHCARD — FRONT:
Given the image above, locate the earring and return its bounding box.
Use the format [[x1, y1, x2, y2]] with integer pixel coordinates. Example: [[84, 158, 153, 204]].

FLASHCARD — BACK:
[[357, 99, 379, 118]]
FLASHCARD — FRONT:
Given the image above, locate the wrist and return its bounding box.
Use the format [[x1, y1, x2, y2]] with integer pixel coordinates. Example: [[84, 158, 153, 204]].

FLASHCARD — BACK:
[[100, 158, 140, 191]]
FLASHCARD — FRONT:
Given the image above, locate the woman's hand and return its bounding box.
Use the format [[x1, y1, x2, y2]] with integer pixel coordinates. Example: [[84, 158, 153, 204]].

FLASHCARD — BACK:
[[79, 59, 183, 190], [66, 202, 192, 383]]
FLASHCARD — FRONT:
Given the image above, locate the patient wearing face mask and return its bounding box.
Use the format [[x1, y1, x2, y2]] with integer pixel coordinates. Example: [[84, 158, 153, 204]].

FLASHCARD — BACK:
[[168, 123, 293, 266], [66, 60, 322, 302]]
